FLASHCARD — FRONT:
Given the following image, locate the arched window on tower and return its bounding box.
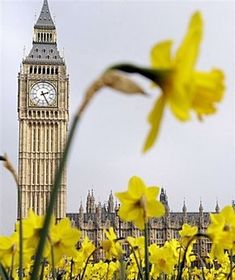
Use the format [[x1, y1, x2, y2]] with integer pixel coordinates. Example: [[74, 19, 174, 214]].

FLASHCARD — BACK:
[[38, 66, 41, 74], [30, 66, 33, 74], [51, 67, 54, 75], [42, 67, 45, 74], [34, 66, 37, 74], [55, 67, 58, 74], [47, 67, 50, 74]]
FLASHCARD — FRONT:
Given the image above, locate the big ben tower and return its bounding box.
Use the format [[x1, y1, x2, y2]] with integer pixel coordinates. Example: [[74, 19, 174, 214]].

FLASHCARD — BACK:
[[18, 0, 68, 219]]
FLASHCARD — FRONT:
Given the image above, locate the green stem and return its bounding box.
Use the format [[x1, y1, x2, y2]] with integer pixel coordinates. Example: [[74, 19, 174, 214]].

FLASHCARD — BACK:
[[0, 263, 9, 280], [79, 248, 98, 280], [126, 241, 144, 280], [109, 63, 172, 85], [39, 259, 46, 280], [177, 233, 210, 280], [17, 186, 23, 280], [31, 114, 79, 280], [10, 250, 15, 279], [119, 256, 125, 280], [50, 244, 56, 280], [70, 259, 74, 280], [144, 222, 149, 280]]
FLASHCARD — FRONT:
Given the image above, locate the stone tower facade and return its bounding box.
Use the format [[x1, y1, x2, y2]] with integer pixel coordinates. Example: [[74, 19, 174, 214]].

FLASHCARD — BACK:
[[18, 0, 68, 219]]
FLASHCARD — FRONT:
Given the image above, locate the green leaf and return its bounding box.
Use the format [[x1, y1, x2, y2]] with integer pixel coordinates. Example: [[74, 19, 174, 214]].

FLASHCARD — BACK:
[[0, 263, 9, 280]]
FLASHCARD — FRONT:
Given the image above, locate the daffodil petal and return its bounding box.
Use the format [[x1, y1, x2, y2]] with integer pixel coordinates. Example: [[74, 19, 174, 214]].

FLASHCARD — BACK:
[[146, 200, 165, 217], [175, 11, 203, 79], [151, 40, 173, 69], [169, 86, 191, 121], [126, 207, 142, 221], [145, 187, 159, 200], [118, 203, 136, 221], [115, 191, 133, 203], [128, 176, 146, 199], [143, 95, 165, 152]]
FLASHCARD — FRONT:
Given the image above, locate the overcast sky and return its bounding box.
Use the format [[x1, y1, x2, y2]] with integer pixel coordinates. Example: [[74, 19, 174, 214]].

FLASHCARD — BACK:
[[1, 0, 235, 235]]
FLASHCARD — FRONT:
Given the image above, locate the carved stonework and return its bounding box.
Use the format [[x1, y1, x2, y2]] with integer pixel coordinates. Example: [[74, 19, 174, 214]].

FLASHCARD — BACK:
[[67, 189, 218, 258]]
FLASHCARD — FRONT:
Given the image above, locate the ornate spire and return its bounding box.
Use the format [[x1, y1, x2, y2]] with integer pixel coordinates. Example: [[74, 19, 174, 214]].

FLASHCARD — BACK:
[[215, 200, 220, 213], [182, 198, 187, 213], [199, 200, 203, 213], [79, 201, 84, 214], [160, 188, 170, 214], [35, 0, 55, 29], [24, 0, 63, 64], [108, 191, 114, 213], [86, 191, 91, 213]]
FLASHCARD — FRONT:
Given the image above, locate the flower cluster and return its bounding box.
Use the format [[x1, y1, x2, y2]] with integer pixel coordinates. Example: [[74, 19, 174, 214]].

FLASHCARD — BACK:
[[0, 177, 234, 279]]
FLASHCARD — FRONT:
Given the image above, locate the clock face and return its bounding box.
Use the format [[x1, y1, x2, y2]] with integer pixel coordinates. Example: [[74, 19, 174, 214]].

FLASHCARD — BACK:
[[29, 82, 56, 107]]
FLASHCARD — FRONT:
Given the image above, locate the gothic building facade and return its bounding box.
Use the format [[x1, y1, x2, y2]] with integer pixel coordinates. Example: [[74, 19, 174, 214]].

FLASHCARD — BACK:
[[67, 189, 223, 256], [18, 0, 68, 219]]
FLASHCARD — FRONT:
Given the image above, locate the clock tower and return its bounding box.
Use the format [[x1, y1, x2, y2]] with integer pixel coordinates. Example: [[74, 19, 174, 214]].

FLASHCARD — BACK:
[[18, 0, 68, 219]]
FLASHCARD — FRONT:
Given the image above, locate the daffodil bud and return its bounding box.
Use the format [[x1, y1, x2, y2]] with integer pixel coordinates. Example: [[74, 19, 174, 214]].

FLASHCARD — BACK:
[[76, 70, 146, 117], [102, 70, 146, 95]]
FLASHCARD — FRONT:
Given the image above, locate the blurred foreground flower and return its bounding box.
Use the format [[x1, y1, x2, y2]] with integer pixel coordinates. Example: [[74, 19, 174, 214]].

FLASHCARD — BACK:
[[50, 218, 81, 264], [207, 205, 235, 262], [115, 176, 165, 230], [110, 11, 224, 152]]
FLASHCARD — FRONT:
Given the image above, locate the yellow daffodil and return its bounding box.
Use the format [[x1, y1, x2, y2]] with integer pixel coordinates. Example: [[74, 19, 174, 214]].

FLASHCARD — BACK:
[[127, 236, 145, 259], [16, 209, 53, 258], [143, 11, 224, 151], [179, 223, 198, 248], [80, 236, 95, 260], [0, 232, 18, 268], [100, 227, 123, 260], [149, 243, 177, 277], [50, 218, 81, 264], [207, 205, 235, 262], [111, 11, 224, 152], [115, 176, 165, 230]]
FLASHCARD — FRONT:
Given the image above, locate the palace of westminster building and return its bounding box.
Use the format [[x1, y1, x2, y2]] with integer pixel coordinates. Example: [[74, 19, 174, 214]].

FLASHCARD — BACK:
[[16, 0, 234, 257], [67, 189, 226, 256]]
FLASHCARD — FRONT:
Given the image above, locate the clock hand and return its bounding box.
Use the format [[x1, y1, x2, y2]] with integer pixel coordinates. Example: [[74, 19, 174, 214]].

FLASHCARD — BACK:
[[40, 91, 49, 95], [41, 92, 49, 105]]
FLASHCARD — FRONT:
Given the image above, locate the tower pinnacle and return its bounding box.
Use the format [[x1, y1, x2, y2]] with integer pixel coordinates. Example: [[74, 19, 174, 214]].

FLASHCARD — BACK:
[[35, 0, 55, 29]]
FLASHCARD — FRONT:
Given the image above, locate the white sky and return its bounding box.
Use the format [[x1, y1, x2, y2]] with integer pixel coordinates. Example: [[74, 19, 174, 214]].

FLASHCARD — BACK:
[[1, 0, 235, 234]]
